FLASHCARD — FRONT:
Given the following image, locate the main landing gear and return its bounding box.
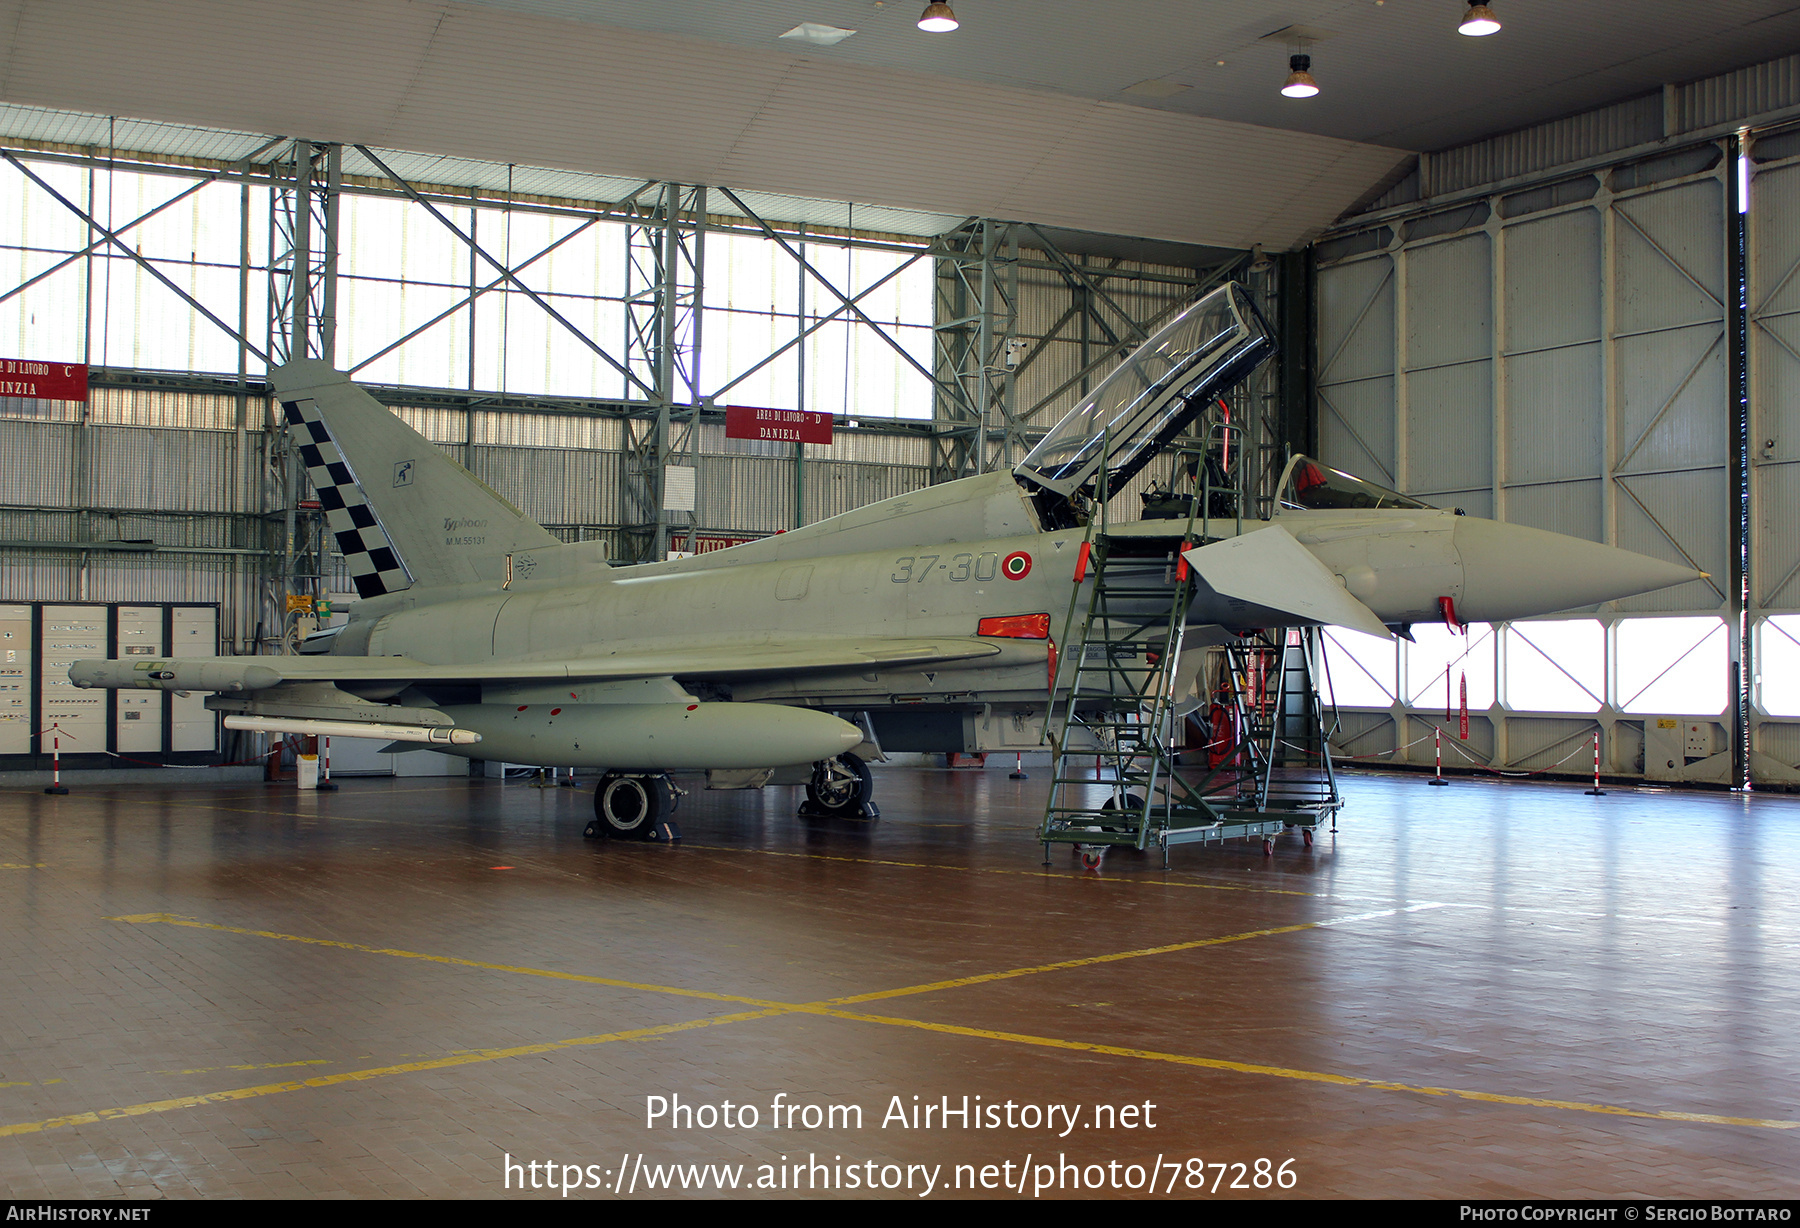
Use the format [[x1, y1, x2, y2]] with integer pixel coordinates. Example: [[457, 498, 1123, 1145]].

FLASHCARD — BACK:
[[584, 771, 682, 842], [799, 752, 879, 820]]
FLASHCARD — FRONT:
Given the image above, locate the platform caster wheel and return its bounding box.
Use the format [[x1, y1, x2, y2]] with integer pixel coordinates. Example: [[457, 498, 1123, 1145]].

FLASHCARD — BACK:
[[1262, 837, 1275, 857], [1303, 827, 1314, 849], [801, 752, 877, 818], [1080, 849, 1105, 871], [594, 772, 680, 841]]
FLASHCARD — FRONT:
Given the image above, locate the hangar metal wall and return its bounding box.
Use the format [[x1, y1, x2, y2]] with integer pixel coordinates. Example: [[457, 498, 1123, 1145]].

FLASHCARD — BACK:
[[1316, 108, 1800, 787]]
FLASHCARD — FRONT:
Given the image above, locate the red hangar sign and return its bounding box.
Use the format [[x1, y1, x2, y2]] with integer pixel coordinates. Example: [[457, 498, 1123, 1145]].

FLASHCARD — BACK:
[[725, 404, 834, 445], [0, 359, 89, 401]]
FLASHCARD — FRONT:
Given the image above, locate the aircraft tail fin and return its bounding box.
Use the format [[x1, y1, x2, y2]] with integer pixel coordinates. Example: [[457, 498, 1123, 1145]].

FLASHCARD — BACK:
[[270, 360, 561, 597]]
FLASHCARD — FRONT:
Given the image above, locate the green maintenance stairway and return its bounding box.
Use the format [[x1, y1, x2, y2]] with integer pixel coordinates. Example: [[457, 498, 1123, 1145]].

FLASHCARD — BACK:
[[1037, 535, 1341, 869]]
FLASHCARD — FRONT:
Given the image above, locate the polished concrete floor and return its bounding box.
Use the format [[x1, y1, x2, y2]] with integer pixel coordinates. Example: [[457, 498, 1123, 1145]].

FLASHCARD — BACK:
[[0, 765, 1796, 1200]]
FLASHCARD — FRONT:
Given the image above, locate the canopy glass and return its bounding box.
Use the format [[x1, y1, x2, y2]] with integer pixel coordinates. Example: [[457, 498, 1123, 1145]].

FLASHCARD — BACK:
[[1277, 456, 1434, 511], [1014, 282, 1272, 503]]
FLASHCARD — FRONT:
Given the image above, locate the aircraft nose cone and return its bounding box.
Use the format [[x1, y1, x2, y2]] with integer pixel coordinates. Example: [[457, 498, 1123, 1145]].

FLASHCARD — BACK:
[[1454, 517, 1703, 622]]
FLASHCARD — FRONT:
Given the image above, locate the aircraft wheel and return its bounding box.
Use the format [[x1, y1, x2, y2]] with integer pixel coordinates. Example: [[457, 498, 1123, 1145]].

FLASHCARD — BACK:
[[594, 772, 679, 841], [1100, 793, 1145, 834], [804, 752, 874, 817]]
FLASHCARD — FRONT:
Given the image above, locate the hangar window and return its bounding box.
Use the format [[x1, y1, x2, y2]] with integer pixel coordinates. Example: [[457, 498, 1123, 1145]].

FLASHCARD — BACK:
[[1320, 627, 1398, 708], [701, 232, 933, 420], [341, 196, 632, 400], [1757, 616, 1800, 717], [1403, 623, 1496, 711], [0, 159, 263, 379], [1503, 619, 1604, 712], [1615, 616, 1728, 715]]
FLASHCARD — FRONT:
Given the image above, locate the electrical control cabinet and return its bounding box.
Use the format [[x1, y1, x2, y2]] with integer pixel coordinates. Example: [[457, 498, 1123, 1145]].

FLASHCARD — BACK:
[[0, 602, 221, 766], [0, 605, 30, 754]]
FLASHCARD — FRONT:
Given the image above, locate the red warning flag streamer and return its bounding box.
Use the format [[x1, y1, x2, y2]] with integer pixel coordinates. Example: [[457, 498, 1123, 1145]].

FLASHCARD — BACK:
[[1459, 671, 1470, 740]]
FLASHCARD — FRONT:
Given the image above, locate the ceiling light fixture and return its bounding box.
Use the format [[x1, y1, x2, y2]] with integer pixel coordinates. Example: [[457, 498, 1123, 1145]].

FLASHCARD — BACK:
[[1458, 3, 1501, 36], [918, 2, 958, 32], [1281, 53, 1319, 98]]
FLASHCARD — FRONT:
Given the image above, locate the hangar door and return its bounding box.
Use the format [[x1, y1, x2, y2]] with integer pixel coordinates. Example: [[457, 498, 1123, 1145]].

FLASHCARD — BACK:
[[1311, 139, 1783, 784], [1748, 128, 1800, 783]]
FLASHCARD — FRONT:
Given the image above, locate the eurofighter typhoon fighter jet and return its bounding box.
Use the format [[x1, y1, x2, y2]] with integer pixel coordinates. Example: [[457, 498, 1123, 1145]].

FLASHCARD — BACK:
[[71, 283, 1698, 838]]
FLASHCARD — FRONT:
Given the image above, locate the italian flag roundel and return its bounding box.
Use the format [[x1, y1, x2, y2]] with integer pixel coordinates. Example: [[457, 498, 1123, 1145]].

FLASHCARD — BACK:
[[1002, 551, 1032, 580]]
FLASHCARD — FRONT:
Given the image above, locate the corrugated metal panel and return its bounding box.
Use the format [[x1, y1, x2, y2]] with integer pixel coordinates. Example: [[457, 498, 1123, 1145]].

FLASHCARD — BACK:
[[470, 445, 620, 526], [0, 508, 81, 541], [1406, 233, 1491, 369], [801, 460, 931, 523], [1503, 206, 1604, 504], [0, 549, 77, 601], [1674, 53, 1800, 134], [0, 420, 75, 506], [89, 386, 241, 429], [1362, 167, 1421, 215], [88, 427, 243, 513], [1753, 719, 1800, 768], [1316, 248, 1398, 485], [699, 454, 794, 534], [1503, 478, 1604, 544], [1422, 95, 1663, 197], [78, 554, 238, 605], [0, 397, 82, 422], [0, 507, 258, 550], [106, 513, 239, 549], [473, 410, 619, 450], [803, 432, 932, 465], [390, 405, 469, 444], [1498, 718, 1599, 771]]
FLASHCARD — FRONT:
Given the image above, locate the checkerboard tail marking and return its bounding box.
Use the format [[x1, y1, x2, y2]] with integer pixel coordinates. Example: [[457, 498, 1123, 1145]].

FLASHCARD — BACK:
[[283, 399, 414, 599]]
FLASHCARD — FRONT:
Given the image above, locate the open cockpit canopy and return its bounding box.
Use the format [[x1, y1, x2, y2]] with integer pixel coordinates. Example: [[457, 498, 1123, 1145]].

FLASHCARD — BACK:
[[1014, 282, 1273, 512], [1277, 455, 1434, 511]]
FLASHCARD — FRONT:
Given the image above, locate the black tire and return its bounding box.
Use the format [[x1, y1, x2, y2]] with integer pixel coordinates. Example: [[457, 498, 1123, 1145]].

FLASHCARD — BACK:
[[804, 752, 873, 817], [1099, 793, 1146, 834], [594, 772, 676, 840]]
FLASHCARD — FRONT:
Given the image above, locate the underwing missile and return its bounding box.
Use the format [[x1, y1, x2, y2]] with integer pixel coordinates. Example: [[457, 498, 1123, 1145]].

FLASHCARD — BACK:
[[69, 658, 284, 692]]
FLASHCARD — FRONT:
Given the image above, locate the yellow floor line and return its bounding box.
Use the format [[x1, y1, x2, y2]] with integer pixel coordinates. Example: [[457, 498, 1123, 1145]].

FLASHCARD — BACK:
[[799, 1007, 1800, 1131], [815, 904, 1442, 1006], [107, 914, 793, 1010], [0, 1008, 791, 1139], [13, 901, 1787, 1136], [155, 1059, 338, 1076]]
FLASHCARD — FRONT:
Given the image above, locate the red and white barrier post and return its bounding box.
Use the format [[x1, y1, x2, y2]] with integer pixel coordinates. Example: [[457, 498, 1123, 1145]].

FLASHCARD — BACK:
[[317, 734, 339, 791], [1583, 729, 1606, 796], [1428, 726, 1448, 786], [43, 722, 68, 795]]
